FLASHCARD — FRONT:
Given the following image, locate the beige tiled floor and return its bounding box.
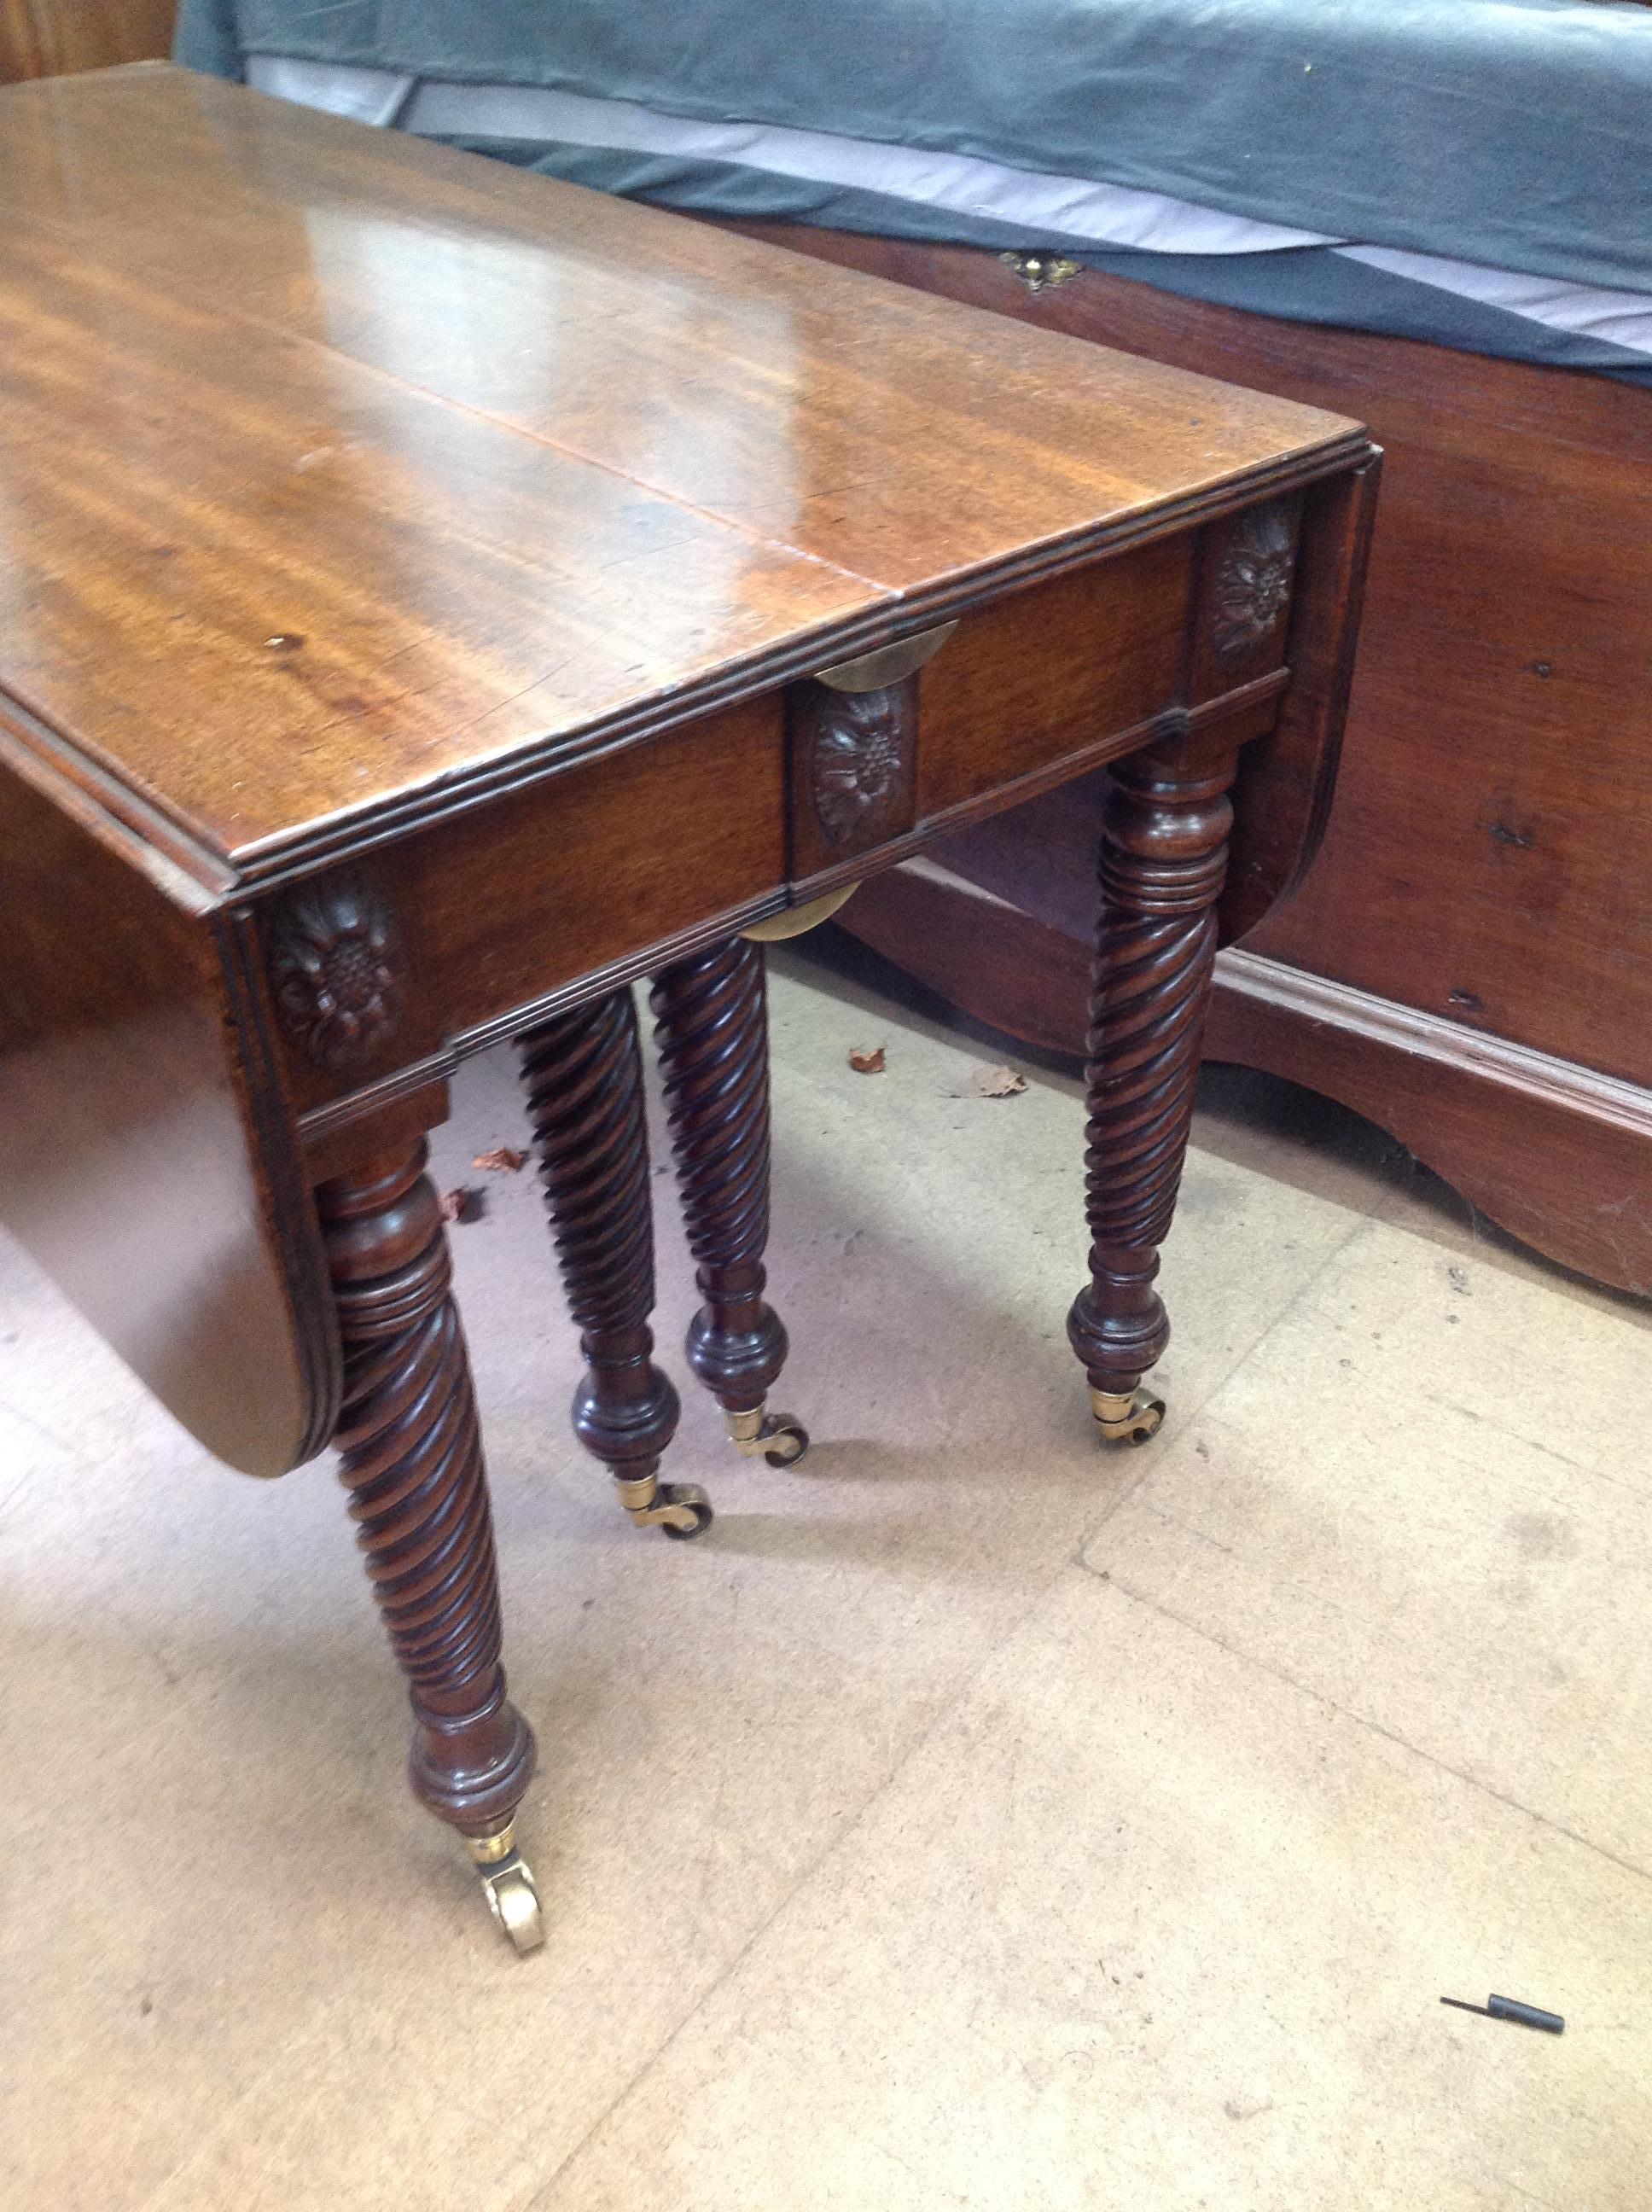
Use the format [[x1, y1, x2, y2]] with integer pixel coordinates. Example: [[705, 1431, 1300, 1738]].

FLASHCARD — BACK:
[[3, 955, 1647, 2212]]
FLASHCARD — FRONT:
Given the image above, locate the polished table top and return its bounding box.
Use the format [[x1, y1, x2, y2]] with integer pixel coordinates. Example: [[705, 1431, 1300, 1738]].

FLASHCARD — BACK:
[[0, 63, 1360, 876], [0, 64, 1374, 1481]]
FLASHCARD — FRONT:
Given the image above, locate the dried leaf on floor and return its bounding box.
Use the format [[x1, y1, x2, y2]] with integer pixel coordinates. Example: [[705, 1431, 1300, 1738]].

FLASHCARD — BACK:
[[848, 1046, 887, 1074], [968, 1062, 1027, 1097], [472, 1144, 528, 1173], [439, 1185, 486, 1225]]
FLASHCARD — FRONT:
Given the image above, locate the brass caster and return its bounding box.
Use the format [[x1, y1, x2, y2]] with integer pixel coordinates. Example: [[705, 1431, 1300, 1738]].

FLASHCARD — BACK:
[[468, 1828, 544, 1955], [725, 1405, 811, 1470], [1089, 1385, 1166, 1447], [615, 1473, 714, 1539]]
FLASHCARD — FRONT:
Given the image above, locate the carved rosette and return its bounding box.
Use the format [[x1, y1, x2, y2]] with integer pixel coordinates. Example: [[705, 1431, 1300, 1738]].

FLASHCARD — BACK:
[[1213, 503, 1295, 657], [270, 878, 401, 1070], [806, 678, 914, 848]]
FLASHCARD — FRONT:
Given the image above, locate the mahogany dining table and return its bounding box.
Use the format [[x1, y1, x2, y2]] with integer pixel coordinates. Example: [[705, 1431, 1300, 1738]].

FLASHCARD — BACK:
[[0, 63, 1377, 1951]]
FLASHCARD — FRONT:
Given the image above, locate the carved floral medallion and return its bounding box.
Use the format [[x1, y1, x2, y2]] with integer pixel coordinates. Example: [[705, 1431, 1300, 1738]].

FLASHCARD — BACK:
[[270, 879, 401, 1069], [810, 682, 912, 847], [1213, 504, 1294, 656]]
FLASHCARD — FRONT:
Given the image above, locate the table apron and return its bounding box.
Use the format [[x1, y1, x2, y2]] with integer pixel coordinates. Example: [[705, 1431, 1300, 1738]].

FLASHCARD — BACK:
[[271, 502, 1306, 1146]]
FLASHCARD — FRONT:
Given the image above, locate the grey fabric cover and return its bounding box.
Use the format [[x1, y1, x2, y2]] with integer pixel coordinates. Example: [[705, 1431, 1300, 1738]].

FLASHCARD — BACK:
[[175, 0, 1652, 293]]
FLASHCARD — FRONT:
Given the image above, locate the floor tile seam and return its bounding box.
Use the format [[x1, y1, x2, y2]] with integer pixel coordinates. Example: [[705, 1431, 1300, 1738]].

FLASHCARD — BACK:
[[119, 1210, 1407, 2211], [137, 1533, 1083, 2212], [132, 1988, 344, 2212], [1100, 1487, 1652, 1745], [497, 1537, 1094, 2212], [1068, 1208, 1374, 1557], [0, 1387, 104, 1485], [122, 1664, 498, 2201], [1095, 1491, 1484, 1652], [1411, 1383, 1648, 1500], [1080, 1560, 1652, 1886]]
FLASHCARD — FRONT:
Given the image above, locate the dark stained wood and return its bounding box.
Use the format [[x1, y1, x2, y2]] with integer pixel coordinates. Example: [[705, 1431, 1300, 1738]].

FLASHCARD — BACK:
[[0, 735, 335, 1476], [787, 673, 920, 882], [650, 938, 791, 1416], [831, 861, 1092, 1057], [837, 794, 1652, 1307], [722, 218, 1652, 1291], [516, 991, 692, 1525], [0, 67, 1371, 1476], [1186, 499, 1300, 703], [0, 205, 857, 869], [0, 67, 1362, 602], [1067, 732, 1241, 1400], [0, 0, 174, 83], [260, 697, 787, 1117], [0, 75, 1378, 1922], [916, 536, 1190, 821], [317, 1142, 536, 1835], [1205, 953, 1652, 1300], [1223, 462, 1381, 940], [302, 1079, 454, 1190], [0, 65, 1364, 873]]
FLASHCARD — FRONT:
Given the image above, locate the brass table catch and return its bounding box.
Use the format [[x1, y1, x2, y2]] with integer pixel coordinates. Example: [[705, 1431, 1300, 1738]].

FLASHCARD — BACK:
[[742, 882, 862, 942], [468, 1825, 545, 1954], [1088, 1385, 1166, 1446], [814, 619, 958, 693], [999, 251, 1084, 294]]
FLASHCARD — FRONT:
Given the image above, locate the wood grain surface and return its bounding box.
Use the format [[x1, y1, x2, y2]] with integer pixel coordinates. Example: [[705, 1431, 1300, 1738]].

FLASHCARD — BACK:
[[0, 739, 335, 1474], [0, 0, 173, 84], [0, 64, 1362, 871]]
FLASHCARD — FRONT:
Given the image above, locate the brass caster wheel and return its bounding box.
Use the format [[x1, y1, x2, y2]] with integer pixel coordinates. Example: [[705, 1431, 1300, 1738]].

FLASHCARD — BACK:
[[725, 1406, 811, 1470], [659, 1482, 715, 1540], [468, 1830, 545, 1956], [1088, 1385, 1166, 1447], [616, 1473, 714, 1538], [761, 1417, 809, 1470]]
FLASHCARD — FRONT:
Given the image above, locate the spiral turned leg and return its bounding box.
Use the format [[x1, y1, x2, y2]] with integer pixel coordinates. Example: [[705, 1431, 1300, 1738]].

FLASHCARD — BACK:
[[1067, 736, 1241, 1447], [518, 988, 710, 1538], [317, 1142, 542, 1952], [649, 937, 807, 1471]]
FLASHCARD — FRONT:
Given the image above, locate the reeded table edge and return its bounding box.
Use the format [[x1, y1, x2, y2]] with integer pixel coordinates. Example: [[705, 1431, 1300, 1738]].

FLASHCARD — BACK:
[[0, 430, 1371, 896]]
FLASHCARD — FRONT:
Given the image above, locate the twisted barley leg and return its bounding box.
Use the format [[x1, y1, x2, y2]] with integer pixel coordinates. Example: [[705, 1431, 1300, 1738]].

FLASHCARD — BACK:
[[649, 937, 806, 1469], [518, 988, 709, 1537], [317, 1141, 542, 1950], [1067, 735, 1241, 1445]]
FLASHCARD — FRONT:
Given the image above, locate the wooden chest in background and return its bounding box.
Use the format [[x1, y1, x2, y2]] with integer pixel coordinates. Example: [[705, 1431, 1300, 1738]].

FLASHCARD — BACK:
[[725, 230, 1652, 1297]]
